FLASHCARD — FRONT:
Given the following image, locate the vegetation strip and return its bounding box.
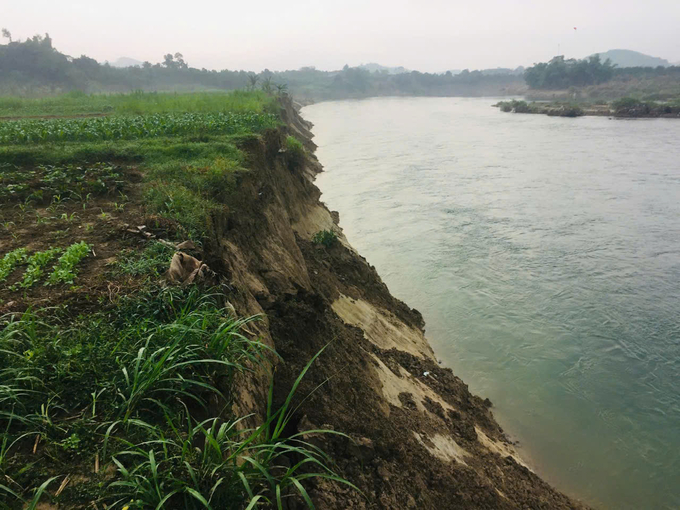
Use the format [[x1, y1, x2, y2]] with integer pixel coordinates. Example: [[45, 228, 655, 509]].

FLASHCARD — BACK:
[[13, 247, 61, 289], [0, 90, 357, 508], [45, 241, 91, 286], [0, 112, 279, 145]]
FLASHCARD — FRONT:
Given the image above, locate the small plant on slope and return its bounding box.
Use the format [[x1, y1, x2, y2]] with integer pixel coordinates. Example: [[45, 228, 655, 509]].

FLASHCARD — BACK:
[[46, 241, 91, 286], [285, 135, 305, 168], [312, 230, 338, 248]]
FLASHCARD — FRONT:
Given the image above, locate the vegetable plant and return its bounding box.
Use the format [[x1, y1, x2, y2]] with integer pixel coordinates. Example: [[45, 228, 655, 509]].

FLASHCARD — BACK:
[[46, 241, 92, 285]]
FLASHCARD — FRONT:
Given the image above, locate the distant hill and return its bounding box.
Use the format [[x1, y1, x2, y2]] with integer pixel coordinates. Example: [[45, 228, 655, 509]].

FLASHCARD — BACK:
[[357, 63, 409, 74], [110, 57, 144, 68], [591, 50, 669, 68]]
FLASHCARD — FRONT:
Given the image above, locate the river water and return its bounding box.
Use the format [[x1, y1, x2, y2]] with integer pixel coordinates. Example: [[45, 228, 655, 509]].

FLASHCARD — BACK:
[[302, 97, 680, 510]]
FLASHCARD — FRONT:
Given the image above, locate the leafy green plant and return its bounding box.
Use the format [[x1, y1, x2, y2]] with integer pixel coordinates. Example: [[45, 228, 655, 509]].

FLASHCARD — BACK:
[[0, 112, 279, 145], [0, 247, 27, 283], [312, 230, 338, 248], [13, 247, 62, 289], [46, 241, 91, 285]]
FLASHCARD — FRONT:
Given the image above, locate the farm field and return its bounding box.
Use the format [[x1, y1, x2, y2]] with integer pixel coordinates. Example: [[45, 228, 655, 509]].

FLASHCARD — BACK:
[[0, 91, 343, 509]]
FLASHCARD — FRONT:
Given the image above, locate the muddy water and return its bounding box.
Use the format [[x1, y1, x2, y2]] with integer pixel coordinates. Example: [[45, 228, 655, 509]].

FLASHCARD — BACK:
[[303, 97, 680, 510]]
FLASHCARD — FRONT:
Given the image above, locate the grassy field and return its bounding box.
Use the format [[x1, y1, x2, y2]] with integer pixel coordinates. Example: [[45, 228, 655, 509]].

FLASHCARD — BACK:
[[0, 90, 279, 118], [0, 91, 346, 509]]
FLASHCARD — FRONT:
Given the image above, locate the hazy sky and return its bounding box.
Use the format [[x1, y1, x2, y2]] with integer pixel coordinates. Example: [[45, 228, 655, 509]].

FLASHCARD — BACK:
[[3, 0, 680, 72]]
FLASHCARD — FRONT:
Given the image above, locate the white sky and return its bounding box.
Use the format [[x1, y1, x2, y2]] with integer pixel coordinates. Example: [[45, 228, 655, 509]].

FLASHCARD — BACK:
[[3, 0, 680, 72]]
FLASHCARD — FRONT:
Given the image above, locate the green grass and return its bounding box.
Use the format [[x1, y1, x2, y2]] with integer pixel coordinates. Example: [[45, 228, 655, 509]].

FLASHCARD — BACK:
[[0, 134, 253, 240], [0, 90, 279, 118], [115, 241, 176, 278], [0, 286, 353, 508], [0, 91, 356, 507]]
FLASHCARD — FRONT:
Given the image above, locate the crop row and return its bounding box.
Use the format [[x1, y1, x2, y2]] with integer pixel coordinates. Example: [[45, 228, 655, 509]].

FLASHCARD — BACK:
[[1, 162, 124, 202], [0, 112, 279, 144], [0, 242, 92, 288]]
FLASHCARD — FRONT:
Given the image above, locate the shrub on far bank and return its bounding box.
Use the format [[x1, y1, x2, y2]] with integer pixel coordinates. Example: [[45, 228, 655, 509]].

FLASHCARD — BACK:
[[547, 103, 584, 117], [612, 96, 680, 116], [496, 99, 538, 114]]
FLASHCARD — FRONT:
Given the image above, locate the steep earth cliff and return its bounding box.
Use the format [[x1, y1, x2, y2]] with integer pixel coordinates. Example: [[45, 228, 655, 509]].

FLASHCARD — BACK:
[[213, 98, 588, 509]]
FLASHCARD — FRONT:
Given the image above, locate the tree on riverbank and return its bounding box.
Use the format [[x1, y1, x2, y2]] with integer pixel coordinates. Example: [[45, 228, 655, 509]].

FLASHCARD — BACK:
[[524, 55, 615, 89]]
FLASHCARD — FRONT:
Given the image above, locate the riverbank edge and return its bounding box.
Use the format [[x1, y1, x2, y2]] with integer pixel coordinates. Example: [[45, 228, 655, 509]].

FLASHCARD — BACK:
[[224, 96, 590, 508]]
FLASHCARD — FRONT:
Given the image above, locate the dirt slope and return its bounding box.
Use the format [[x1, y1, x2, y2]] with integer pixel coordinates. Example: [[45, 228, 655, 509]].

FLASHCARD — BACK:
[[210, 98, 589, 509]]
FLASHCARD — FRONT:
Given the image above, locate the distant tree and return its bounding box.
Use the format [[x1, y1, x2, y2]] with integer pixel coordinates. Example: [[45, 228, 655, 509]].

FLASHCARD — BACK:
[[524, 55, 615, 89], [174, 52, 188, 69], [1, 28, 11, 43], [163, 53, 175, 68], [261, 75, 273, 94], [72, 55, 100, 73], [275, 82, 288, 95], [162, 53, 188, 70], [247, 73, 259, 90], [142, 61, 152, 69]]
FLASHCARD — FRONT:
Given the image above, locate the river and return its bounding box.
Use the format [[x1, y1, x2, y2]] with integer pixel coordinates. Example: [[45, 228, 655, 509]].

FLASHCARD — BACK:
[[302, 97, 680, 510]]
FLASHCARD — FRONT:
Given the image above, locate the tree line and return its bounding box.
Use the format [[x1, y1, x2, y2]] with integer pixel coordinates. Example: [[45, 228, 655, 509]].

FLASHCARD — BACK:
[[524, 55, 680, 90], [0, 31, 523, 99]]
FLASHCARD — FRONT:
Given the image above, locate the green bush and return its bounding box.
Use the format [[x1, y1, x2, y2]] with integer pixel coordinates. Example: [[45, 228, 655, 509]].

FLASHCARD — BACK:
[[496, 100, 536, 114], [560, 104, 584, 117], [513, 100, 531, 113], [312, 229, 338, 248]]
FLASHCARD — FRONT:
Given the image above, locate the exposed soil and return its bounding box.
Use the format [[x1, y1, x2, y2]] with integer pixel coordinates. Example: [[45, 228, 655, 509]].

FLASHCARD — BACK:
[[201, 100, 590, 509], [0, 167, 181, 315]]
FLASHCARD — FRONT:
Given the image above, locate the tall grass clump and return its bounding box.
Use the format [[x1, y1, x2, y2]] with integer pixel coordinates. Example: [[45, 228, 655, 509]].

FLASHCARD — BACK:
[[0, 285, 355, 508]]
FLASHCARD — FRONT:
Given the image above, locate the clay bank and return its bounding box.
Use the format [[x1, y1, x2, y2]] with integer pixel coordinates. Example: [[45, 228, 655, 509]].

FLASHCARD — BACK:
[[215, 98, 589, 509]]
